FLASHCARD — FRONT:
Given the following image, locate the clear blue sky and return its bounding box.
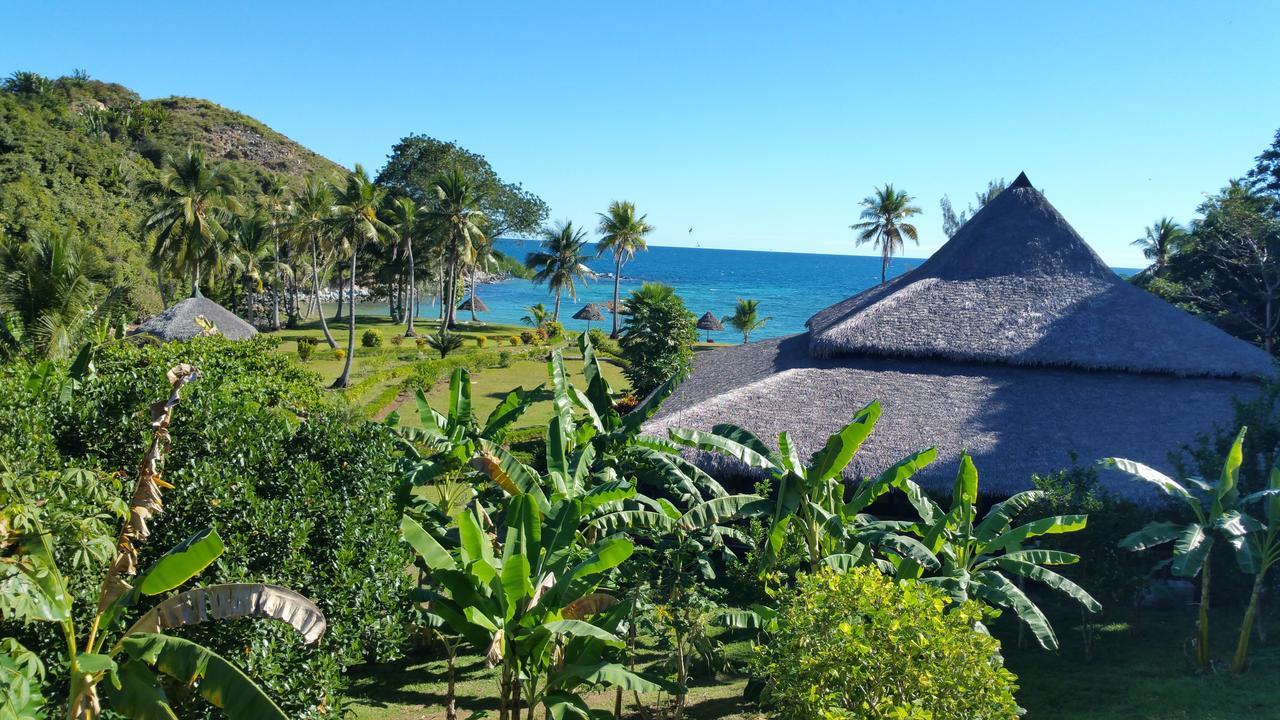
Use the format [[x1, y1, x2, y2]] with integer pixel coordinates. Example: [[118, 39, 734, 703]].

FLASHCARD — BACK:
[[5, 1, 1279, 266]]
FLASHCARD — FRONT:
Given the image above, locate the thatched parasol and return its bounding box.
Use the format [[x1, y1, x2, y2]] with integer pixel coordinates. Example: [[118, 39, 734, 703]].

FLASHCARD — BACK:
[[696, 312, 724, 342], [457, 296, 490, 313], [573, 303, 604, 331], [646, 172, 1274, 504], [131, 297, 257, 342]]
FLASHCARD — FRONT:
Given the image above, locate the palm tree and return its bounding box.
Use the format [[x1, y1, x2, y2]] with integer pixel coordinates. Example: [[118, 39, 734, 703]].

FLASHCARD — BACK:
[[328, 165, 393, 389], [289, 178, 339, 348], [521, 303, 550, 329], [525, 221, 595, 321], [226, 212, 285, 328], [466, 231, 499, 323], [723, 298, 771, 344], [0, 230, 119, 358], [1132, 217, 1187, 271], [257, 173, 290, 329], [596, 201, 653, 337], [423, 169, 486, 330], [851, 184, 921, 284], [140, 149, 238, 297], [384, 196, 426, 337]]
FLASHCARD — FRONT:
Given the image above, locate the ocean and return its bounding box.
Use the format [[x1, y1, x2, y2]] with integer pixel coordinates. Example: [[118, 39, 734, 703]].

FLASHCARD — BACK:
[[404, 239, 1136, 341]]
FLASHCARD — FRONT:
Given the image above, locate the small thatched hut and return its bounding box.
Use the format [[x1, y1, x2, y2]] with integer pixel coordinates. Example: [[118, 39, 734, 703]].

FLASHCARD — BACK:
[[457, 296, 490, 313], [131, 297, 257, 342], [646, 173, 1275, 500], [696, 312, 724, 342], [573, 303, 604, 330]]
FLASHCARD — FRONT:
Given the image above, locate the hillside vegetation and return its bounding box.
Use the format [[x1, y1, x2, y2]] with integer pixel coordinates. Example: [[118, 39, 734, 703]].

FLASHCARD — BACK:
[[0, 70, 345, 314]]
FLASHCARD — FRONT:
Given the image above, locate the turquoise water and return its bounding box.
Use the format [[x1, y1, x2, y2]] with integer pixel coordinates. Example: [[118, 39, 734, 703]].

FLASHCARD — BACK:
[[409, 240, 1136, 341]]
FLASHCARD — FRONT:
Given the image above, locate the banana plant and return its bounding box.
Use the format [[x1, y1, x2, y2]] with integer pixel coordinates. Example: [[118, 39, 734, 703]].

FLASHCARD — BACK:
[[1102, 426, 1258, 670], [0, 364, 326, 719], [1233, 457, 1280, 672], [667, 401, 938, 574], [402, 440, 669, 720], [396, 367, 539, 514], [897, 452, 1100, 651]]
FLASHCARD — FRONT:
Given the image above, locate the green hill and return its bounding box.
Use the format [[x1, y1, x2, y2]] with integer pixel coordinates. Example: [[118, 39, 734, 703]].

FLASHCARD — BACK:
[[0, 71, 345, 314]]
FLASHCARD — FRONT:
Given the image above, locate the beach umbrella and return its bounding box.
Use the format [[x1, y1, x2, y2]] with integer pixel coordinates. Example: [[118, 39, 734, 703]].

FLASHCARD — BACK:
[[573, 303, 605, 332], [457, 296, 490, 313], [696, 311, 724, 342]]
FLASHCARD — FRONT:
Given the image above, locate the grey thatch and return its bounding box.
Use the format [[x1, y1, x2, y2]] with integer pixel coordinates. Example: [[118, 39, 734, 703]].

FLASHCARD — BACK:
[[457, 296, 490, 312], [696, 312, 724, 331], [573, 304, 605, 322], [646, 173, 1275, 502], [808, 173, 1274, 379], [131, 297, 257, 342]]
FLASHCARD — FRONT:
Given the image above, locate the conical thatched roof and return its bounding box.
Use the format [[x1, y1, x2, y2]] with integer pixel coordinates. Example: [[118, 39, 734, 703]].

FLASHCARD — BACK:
[[647, 172, 1275, 502], [131, 297, 256, 342], [573, 304, 604, 321], [696, 312, 724, 331], [808, 173, 1274, 379], [457, 296, 490, 312]]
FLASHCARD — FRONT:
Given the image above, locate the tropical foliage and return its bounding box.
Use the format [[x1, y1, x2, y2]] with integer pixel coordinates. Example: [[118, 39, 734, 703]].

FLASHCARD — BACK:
[[525, 221, 595, 321], [851, 184, 921, 284], [722, 298, 770, 344], [618, 283, 697, 397], [596, 201, 653, 337]]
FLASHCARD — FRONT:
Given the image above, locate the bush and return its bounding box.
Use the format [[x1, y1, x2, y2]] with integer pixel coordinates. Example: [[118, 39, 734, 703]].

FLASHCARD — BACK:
[[361, 328, 383, 348], [587, 327, 620, 356], [475, 335, 487, 348], [389, 334, 404, 347], [0, 338, 415, 718], [296, 340, 314, 362], [619, 283, 697, 396], [544, 321, 564, 340], [510, 335, 523, 346], [334, 347, 346, 361], [415, 336, 427, 350], [752, 567, 1020, 720], [498, 350, 512, 368], [520, 330, 535, 345]]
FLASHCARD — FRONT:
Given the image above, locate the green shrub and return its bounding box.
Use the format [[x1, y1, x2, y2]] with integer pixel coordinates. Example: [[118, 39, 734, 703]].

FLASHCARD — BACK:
[[520, 330, 535, 345], [544, 321, 564, 339], [509, 335, 523, 346], [362, 328, 383, 348], [498, 350, 512, 368], [389, 334, 404, 347], [415, 336, 427, 350], [334, 347, 346, 361], [296, 340, 314, 362], [752, 567, 1020, 720], [0, 337, 414, 718], [475, 335, 487, 348], [587, 327, 621, 356], [619, 283, 697, 396]]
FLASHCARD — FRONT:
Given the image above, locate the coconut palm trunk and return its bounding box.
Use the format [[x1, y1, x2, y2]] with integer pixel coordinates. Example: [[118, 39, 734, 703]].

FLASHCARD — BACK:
[[191, 265, 202, 298], [611, 254, 622, 338], [469, 266, 479, 323], [310, 237, 337, 348], [404, 242, 416, 336], [553, 289, 561, 322], [880, 244, 890, 284], [271, 226, 281, 330], [334, 250, 358, 388]]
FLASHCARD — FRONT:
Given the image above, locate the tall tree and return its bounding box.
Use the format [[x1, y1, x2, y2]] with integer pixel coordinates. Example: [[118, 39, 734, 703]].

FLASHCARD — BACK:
[[723, 297, 771, 344], [596, 201, 654, 337], [939, 178, 1006, 238], [1247, 127, 1280, 201], [1160, 182, 1280, 353], [423, 169, 486, 330], [140, 149, 238, 297], [525, 221, 595, 321], [328, 165, 393, 388], [257, 173, 291, 330], [288, 178, 339, 348], [383, 195, 426, 337], [225, 212, 282, 328], [1132, 217, 1187, 271], [851, 184, 921, 284]]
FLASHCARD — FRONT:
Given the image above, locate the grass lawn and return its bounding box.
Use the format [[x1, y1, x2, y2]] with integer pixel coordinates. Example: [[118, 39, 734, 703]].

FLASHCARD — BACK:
[[261, 311, 631, 423], [344, 607, 1279, 720]]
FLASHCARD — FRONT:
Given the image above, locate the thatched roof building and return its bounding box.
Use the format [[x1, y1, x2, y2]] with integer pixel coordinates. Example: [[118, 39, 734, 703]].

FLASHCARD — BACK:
[[646, 173, 1274, 500], [457, 296, 490, 313], [131, 297, 257, 342], [573, 304, 605, 322]]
